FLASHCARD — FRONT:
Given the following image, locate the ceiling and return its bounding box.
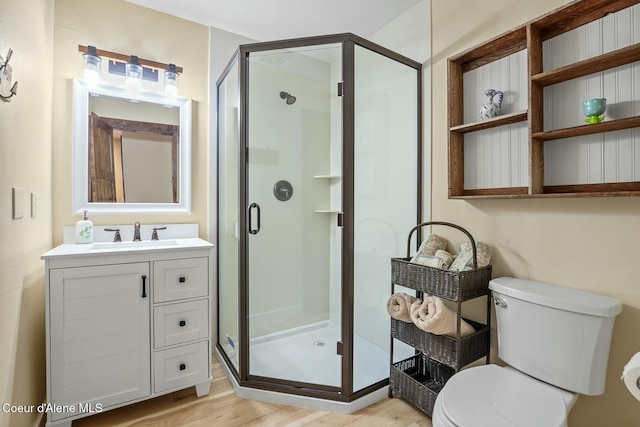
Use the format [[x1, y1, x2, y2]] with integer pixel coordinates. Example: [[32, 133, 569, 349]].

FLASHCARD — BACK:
[[125, 0, 422, 41]]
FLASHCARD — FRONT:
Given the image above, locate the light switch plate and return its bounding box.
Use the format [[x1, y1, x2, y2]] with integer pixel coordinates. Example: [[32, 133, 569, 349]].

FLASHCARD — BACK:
[[30, 193, 37, 218], [12, 187, 25, 219]]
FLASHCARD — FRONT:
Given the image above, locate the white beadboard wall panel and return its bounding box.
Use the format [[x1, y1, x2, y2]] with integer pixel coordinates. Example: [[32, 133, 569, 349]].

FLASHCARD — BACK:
[[464, 123, 528, 189], [463, 49, 528, 124], [462, 49, 527, 190], [543, 4, 640, 186]]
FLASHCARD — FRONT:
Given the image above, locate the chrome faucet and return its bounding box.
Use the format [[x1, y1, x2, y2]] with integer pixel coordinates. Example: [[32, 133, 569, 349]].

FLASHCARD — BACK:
[[133, 222, 142, 241]]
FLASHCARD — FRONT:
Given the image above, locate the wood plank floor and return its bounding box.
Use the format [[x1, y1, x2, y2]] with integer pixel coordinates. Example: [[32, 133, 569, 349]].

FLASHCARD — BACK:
[[73, 358, 433, 426]]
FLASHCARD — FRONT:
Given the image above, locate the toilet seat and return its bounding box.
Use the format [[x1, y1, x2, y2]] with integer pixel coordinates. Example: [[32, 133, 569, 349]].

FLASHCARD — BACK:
[[437, 364, 568, 427]]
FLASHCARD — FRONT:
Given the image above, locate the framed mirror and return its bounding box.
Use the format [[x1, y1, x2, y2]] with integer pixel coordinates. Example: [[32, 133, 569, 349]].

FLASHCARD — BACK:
[[72, 79, 191, 214]]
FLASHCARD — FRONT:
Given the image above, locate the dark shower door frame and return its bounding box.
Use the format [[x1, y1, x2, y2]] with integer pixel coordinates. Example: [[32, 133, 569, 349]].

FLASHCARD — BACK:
[[216, 33, 423, 402]]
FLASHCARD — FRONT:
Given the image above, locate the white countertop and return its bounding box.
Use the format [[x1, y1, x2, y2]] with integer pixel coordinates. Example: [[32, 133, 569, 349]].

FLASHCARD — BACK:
[[42, 237, 214, 259]]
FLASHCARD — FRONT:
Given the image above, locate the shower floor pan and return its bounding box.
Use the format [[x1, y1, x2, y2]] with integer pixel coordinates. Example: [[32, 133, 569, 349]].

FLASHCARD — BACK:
[[249, 320, 387, 390], [217, 320, 409, 413]]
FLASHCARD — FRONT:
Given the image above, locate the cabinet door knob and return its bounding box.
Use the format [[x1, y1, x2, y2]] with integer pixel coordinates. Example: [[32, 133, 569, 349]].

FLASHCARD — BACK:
[[179, 320, 186, 327], [179, 276, 186, 283], [179, 363, 186, 371]]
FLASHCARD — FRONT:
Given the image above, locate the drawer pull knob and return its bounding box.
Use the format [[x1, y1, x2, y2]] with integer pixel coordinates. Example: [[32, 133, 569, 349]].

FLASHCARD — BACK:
[[179, 363, 186, 371], [179, 320, 186, 327], [179, 276, 186, 283]]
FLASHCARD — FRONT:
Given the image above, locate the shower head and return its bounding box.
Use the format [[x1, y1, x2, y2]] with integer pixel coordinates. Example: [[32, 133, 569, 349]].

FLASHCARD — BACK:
[[279, 91, 296, 105]]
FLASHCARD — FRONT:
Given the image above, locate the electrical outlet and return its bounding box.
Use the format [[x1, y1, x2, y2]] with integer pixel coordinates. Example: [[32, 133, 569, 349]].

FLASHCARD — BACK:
[[12, 187, 25, 219]]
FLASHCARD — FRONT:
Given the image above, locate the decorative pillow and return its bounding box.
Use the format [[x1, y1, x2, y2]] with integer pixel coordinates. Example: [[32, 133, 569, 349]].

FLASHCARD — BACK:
[[410, 234, 449, 261], [411, 249, 454, 270]]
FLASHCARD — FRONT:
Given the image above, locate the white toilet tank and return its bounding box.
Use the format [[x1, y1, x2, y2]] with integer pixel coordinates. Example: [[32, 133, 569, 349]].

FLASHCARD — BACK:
[[489, 277, 622, 396]]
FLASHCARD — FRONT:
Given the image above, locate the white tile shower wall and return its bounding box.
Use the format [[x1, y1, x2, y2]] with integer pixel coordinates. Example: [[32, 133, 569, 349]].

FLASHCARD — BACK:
[[462, 50, 529, 190], [543, 4, 640, 186]]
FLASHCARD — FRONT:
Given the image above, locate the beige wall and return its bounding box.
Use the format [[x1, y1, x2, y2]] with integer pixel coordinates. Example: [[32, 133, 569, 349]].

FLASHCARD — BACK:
[[52, 0, 209, 244], [431, 1, 640, 426], [0, 0, 53, 425], [0, 2, 208, 426]]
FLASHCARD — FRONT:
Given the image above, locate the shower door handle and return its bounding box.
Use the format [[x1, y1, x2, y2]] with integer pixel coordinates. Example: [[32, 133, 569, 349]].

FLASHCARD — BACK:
[[248, 203, 261, 235]]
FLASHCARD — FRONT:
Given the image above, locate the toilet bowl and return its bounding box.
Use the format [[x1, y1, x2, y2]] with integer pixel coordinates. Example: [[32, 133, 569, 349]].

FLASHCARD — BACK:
[[432, 364, 577, 427], [431, 277, 621, 427]]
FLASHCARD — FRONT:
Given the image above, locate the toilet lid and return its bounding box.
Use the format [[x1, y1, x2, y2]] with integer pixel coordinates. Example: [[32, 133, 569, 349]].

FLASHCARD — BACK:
[[440, 365, 567, 427]]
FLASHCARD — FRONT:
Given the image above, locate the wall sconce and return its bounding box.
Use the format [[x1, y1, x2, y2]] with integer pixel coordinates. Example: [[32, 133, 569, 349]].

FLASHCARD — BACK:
[[82, 45, 102, 86], [0, 48, 19, 102], [125, 55, 143, 94], [77, 45, 183, 98], [164, 63, 179, 100]]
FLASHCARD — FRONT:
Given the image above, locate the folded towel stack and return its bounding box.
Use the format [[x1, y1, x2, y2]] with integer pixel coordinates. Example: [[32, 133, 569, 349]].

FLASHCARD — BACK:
[[409, 234, 492, 272], [448, 242, 492, 271], [386, 292, 475, 337]]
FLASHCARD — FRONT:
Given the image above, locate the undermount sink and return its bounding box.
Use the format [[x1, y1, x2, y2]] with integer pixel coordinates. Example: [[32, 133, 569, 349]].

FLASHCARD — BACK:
[[89, 240, 179, 250]]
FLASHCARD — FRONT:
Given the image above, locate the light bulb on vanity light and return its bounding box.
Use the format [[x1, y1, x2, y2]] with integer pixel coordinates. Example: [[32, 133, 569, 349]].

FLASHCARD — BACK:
[[125, 55, 143, 94], [164, 63, 179, 100], [82, 45, 102, 86]]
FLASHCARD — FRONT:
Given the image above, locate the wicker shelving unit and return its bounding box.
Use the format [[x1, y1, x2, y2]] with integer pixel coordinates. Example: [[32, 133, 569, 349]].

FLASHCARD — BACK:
[[388, 222, 491, 416]]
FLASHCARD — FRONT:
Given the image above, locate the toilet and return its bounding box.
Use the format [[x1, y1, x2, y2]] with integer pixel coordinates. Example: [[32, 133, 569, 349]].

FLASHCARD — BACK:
[[432, 277, 622, 427]]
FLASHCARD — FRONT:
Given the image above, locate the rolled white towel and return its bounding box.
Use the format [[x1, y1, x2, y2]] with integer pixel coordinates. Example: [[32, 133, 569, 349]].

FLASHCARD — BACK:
[[387, 292, 419, 323], [410, 296, 475, 337]]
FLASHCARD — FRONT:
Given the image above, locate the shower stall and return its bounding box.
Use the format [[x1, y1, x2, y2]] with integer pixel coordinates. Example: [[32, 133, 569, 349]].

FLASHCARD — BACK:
[[216, 33, 421, 411]]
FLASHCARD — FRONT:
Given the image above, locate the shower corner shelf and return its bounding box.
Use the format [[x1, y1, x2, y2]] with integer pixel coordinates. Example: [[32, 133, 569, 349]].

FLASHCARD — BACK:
[[388, 222, 491, 416], [313, 174, 341, 179], [313, 209, 341, 213]]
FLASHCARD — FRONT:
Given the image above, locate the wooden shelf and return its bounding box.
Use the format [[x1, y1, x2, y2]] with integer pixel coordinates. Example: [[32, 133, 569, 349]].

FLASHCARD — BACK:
[[450, 27, 527, 73], [450, 111, 528, 134], [451, 182, 640, 199], [448, 0, 640, 199], [531, 44, 640, 87], [532, 116, 640, 141]]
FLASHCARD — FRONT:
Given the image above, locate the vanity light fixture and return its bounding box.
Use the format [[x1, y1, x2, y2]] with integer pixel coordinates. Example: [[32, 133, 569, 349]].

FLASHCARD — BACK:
[[78, 45, 183, 98], [164, 63, 179, 100], [125, 55, 143, 94], [82, 45, 102, 86]]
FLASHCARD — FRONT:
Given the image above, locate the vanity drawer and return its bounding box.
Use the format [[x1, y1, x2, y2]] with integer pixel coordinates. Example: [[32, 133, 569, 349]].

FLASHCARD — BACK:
[[154, 341, 209, 393], [154, 299, 209, 348], [154, 258, 208, 303]]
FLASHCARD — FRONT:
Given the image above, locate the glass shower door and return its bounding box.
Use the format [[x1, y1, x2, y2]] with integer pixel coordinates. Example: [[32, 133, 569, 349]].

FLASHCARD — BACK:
[[245, 44, 343, 388]]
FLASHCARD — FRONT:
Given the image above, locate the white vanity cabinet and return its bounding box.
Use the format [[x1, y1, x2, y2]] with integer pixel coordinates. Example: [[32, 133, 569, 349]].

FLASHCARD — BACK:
[[42, 238, 214, 427]]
